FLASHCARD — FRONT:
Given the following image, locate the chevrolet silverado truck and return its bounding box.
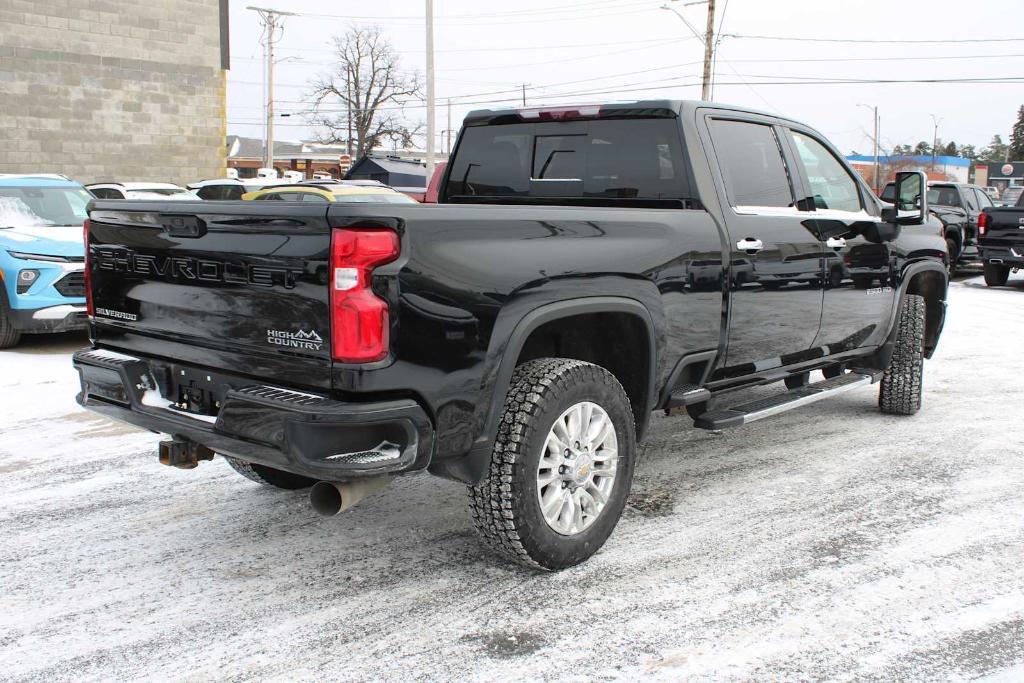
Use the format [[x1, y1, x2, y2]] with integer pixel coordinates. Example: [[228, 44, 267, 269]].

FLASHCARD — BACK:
[[74, 101, 948, 570], [978, 188, 1024, 286]]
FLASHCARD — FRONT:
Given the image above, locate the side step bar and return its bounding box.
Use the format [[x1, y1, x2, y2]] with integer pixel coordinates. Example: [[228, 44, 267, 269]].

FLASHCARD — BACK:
[[693, 373, 873, 430], [667, 383, 711, 408]]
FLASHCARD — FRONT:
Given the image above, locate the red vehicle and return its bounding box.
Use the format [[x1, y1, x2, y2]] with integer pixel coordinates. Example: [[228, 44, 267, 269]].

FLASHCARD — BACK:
[[424, 161, 447, 203]]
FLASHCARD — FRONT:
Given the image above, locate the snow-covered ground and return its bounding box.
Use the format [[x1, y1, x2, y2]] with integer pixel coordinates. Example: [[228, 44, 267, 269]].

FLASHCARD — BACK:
[[2, 274, 1023, 681]]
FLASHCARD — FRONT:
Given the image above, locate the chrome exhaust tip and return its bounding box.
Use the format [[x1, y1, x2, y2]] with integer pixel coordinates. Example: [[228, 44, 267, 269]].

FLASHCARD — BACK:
[[310, 476, 392, 516]]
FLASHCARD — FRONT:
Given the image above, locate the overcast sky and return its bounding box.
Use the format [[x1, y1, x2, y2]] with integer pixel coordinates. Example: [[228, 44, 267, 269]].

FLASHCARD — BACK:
[[227, 0, 1024, 157]]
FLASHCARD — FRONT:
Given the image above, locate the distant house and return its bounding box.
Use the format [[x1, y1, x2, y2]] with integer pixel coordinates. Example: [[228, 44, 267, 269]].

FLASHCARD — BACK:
[[226, 135, 351, 179], [345, 155, 428, 188]]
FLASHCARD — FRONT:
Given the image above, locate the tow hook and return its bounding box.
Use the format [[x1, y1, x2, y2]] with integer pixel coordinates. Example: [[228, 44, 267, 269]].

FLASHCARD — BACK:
[[158, 436, 215, 469]]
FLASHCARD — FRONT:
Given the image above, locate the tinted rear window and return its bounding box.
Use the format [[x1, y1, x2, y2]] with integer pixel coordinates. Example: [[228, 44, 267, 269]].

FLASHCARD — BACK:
[[709, 119, 793, 208], [445, 118, 690, 204]]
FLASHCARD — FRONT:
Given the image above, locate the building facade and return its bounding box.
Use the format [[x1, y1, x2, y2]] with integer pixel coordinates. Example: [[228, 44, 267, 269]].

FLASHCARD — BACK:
[[0, 0, 228, 184], [972, 161, 1024, 193], [846, 155, 971, 187]]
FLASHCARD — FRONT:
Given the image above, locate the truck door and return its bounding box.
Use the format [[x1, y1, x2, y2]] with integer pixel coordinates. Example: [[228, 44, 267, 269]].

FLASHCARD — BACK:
[[782, 127, 895, 353], [705, 116, 824, 376]]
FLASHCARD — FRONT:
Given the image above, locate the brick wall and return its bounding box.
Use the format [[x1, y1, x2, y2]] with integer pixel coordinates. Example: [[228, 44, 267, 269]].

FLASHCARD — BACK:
[[0, 0, 226, 184]]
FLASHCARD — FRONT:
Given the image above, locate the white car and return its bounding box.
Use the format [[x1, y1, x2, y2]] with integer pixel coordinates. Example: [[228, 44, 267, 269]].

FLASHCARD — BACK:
[[186, 178, 287, 200], [86, 182, 194, 200]]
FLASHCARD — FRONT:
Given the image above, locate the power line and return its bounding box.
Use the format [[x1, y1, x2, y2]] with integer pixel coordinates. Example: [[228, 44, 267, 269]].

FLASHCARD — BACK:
[[228, 48, 1024, 118], [728, 52, 1024, 64], [284, 0, 642, 21], [291, 2, 656, 25], [267, 35, 694, 55], [724, 33, 1024, 44], [227, 73, 1024, 128]]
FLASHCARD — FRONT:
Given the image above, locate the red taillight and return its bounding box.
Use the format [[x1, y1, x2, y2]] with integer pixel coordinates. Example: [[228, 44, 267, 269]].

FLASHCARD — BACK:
[[329, 228, 399, 363], [83, 219, 94, 317], [978, 212, 988, 236]]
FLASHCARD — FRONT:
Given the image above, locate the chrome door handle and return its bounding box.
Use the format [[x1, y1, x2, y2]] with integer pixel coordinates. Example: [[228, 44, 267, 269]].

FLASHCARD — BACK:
[[826, 237, 847, 249], [736, 238, 763, 253]]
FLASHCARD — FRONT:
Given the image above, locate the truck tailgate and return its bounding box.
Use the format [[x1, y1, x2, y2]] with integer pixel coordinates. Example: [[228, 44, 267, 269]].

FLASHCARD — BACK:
[[984, 208, 1024, 240], [87, 201, 334, 390]]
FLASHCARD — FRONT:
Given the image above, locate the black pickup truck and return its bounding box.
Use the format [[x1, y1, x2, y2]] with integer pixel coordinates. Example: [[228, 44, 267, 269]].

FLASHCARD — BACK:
[[883, 181, 991, 275], [979, 188, 1024, 285], [74, 101, 948, 570]]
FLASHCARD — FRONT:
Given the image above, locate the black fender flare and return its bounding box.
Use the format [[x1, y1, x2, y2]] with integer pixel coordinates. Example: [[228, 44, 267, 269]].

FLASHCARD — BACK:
[[943, 226, 964, 253], [429, 295, 659, 485], [864, 260, 948, 370]]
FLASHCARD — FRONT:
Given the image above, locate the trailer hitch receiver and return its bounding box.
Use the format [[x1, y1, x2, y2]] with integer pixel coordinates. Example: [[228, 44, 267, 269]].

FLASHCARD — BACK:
[[158, 436, 215, 469]]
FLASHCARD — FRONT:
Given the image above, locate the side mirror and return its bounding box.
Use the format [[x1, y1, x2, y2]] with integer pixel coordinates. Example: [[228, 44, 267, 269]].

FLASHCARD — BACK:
[[881, 171, 928, 225]]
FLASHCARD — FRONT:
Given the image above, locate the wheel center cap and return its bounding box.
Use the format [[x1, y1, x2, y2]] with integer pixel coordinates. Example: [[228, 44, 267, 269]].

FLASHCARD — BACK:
[[571, 453, 594, 486]]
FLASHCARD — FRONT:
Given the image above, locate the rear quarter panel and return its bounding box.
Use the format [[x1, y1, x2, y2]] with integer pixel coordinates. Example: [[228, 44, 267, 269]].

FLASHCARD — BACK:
[[329, 202, 726, 463]]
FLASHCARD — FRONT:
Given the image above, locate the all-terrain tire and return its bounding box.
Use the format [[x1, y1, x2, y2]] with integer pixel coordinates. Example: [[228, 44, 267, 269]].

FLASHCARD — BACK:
[[224, 456, 317, 490], [468, 358, 637, 571], [983, 262, 1010, 287], [945, 237, 958, 278], [0, 306, 22, 349], [879, 293, 925, 415]]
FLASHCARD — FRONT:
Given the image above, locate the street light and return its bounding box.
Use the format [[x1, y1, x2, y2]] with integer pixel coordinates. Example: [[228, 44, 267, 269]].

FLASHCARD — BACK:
[[660, 0, 714, 101], [857, 103, 880, 194], [930, 113, 944, 172]]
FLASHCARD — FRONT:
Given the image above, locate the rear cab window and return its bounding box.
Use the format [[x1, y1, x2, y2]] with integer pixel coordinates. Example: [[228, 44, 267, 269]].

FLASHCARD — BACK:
[[445, 117, 694, 206], [708, 119, 794, 209], [974, 188, 994, 209]]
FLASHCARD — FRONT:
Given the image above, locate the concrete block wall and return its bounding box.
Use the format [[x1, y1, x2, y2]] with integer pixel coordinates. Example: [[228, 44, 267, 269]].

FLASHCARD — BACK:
[[0, 0, 226, 185]]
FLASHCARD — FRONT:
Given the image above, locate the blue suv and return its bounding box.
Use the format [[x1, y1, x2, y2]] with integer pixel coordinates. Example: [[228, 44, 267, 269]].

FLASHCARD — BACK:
[[0, 175, 92, 348]]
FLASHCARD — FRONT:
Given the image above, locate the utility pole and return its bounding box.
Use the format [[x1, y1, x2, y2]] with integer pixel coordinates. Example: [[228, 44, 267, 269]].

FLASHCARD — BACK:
[[425, 0, 436, 181], [248, 6, 295, 174], [875, 112, 881, 193], [701, 0, 715, 101], [522, 84, 527, 107], [661, 0, 715, 101], [446, 98, 452, 155], [930, 113, 943, 172], [868, 106, 880, 194]]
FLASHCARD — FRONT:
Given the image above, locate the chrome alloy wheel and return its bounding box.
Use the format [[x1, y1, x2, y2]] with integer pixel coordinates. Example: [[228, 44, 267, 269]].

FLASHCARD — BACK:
[[536, 401, 619, 536]]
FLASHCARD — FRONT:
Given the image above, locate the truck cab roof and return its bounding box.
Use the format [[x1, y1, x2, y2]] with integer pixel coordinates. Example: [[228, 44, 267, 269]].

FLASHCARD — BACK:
[[462, 99, 791, 127]]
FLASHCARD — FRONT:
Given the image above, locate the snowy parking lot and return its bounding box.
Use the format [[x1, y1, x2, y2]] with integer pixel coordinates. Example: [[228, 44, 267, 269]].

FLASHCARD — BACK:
[[2, 273, 1023, 681]]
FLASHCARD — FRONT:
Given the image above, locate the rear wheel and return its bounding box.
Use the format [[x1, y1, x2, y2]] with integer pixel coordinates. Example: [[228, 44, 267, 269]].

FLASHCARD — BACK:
[[468, 358, 636, 571], [224, 457, 317, 490], [945, 237, 958, 278], [879, 294, 925, 415], [0, 306, 22, 349], [983, 262, 1010, 287]]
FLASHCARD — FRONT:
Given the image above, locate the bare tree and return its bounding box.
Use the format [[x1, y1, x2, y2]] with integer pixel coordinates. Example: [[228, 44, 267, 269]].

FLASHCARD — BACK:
[[307, 26, 422, 159]]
